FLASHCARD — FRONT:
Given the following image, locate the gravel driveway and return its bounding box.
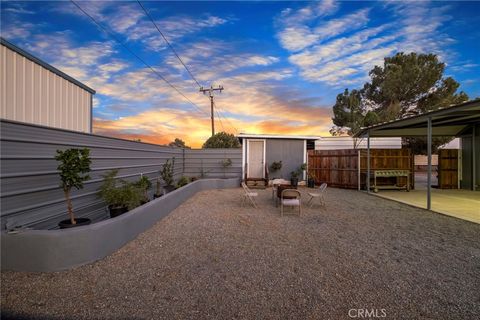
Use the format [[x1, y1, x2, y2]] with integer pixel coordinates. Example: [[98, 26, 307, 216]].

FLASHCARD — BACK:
[[2, 187, 479, 319]]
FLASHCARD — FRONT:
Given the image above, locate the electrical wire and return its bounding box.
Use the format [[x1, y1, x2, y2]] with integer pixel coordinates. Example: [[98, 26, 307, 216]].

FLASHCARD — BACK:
[[136, 0, 202, 88], [214, 107, 225, 132], [70, 0, 208, 117], [214, 101, 239, 134]]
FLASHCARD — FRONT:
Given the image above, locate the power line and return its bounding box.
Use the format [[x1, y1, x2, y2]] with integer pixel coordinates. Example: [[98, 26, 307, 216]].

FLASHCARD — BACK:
[[214, 106, 225, 132], [136, 0, 202, 88], [214, 101, 239, 134], [70, 0, 208, 117]]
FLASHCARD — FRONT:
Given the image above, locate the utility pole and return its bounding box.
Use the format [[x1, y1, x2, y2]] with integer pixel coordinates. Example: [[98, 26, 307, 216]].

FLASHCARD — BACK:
[[200, 85, 224, 136]]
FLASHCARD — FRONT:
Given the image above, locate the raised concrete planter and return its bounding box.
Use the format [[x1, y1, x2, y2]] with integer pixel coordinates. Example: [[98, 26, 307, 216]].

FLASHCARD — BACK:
[[1, 178, 240, 272]]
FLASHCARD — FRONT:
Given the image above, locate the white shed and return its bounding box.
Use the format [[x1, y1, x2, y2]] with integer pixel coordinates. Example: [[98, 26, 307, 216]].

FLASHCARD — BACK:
[[0, 37, 95, 133]]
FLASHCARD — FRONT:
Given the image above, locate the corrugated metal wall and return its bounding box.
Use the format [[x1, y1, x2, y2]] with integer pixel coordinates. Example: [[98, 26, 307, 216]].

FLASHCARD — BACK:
[[265, 139, 305, 180], [0, 120, 242, 230], [184, 149, 242, 179], [0, 44, 92, 132]]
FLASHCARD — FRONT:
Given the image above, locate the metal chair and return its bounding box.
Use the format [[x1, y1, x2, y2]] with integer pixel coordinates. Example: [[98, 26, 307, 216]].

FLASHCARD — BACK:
[[307, 183, 327, 208], [280, 189, 301, 216], [242, 182, 258, 208]]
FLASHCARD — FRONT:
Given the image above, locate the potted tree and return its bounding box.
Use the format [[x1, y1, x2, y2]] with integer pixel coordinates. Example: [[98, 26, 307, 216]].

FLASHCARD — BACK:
[[270, 161, 282, 178], [55, 148, 92, 229], [290, 170, 300, 187], [221, 158, 232, 178], [160, 157, 176, 194], [99, 170, 142, 218], [134, 174, 152, 204]]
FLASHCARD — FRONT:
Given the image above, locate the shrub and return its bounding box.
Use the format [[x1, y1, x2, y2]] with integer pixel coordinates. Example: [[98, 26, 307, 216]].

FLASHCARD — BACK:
[[134, 175, 152, 202], [98, 170, 142, 210], [176, 176, 189, 188]]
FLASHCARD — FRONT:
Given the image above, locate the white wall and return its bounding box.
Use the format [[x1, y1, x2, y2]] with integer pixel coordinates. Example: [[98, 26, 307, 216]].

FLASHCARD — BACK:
[[1, 43, 92, 133], [315, 136, 402, 150]]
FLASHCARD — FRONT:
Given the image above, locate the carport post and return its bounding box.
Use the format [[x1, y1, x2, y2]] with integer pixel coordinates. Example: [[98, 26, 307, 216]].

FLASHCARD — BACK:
[[367, 131, 371, 193], [473, 125, 477, 191], [427, 117, 432, 210], [357, 149, 361, 191]]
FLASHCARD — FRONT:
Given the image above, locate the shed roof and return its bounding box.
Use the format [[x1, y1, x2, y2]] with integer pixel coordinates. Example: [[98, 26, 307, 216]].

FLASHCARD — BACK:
[[237, 133, 321, 140], [356, 99, 480, 137], [1, 37, 96, 94]]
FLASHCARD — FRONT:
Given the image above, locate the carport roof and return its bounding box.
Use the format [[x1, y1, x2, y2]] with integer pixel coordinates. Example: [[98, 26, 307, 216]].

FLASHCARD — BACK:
[[356, 99, 480, 137]]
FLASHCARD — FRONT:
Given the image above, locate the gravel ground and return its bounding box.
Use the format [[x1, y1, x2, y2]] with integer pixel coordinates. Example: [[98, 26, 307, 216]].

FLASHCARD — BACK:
[[2, 187, 479, 320]]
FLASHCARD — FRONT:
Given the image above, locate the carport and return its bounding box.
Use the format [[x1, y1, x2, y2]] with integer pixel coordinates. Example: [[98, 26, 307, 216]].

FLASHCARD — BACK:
[[357, 99, 480, 223]]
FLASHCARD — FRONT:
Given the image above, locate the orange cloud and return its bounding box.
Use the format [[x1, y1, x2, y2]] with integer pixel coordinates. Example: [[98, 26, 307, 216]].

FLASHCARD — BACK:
[[93, 104, 333, 148]]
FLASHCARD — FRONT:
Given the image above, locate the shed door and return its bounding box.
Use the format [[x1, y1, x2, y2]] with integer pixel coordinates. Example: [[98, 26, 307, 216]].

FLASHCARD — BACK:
[[248, 140, 265, 178]]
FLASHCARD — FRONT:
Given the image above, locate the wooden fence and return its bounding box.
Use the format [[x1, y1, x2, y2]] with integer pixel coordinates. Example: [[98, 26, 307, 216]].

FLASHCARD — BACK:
[[437, 149, 459, 189], [308, 149, 414, 190]]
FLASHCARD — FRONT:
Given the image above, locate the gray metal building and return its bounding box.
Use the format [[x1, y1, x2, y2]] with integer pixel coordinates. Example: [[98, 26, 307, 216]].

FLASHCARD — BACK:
[[0, 37, 95, 133], [237, 133, 319, 181]]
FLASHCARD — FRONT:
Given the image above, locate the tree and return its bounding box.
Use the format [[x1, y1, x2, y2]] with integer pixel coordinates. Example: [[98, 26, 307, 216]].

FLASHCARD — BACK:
[[168, 138, 190, 149], [330, 89, 379, 148], [203, 132, 240, 148], [331, 52, 469, 154], [55, 148, 91, 225], [363, 52, 468, 120]]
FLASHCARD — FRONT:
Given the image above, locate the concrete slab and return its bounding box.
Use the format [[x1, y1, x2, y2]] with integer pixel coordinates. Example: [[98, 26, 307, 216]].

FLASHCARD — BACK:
[[373, 188, 480, 224]]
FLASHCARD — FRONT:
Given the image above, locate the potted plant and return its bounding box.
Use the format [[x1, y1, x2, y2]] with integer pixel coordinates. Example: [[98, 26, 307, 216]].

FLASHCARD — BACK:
[[134, 174, 152, 204], [307, 172, 316, 188], [221, 158, 232, 178], [270, 161, 282, 178], [290, 170, 300, 187], [99, 170, 142, 218], [154, 175, 162, 199], [176, 176, 189, 189], [55, 148, 92, 229], [160, 157, 176, 194]]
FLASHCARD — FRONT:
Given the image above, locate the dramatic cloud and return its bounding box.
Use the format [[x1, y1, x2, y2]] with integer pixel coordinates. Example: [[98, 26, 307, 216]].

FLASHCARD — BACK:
[[1, 0, 477, 146], [278, 0, 456, 86]]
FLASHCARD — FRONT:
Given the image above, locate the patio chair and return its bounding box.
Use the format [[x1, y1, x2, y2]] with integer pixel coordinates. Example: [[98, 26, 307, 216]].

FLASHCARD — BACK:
[[306, 183, 327, 208], [242, 182, 258, 208], [280, 189, 301, 216]]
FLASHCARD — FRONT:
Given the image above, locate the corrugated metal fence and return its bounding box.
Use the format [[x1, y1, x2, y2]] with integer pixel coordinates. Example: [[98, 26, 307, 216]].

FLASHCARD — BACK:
[[0, 120, 241, 230]]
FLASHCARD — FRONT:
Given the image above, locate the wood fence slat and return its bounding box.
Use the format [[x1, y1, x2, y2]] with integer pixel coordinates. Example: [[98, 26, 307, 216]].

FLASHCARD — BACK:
[[308, 149, 414, 189], [438, 149, 458, 189]]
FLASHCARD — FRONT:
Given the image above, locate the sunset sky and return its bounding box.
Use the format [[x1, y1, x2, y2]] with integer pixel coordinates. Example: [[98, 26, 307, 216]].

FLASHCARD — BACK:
[[2, 0, 479, 147]]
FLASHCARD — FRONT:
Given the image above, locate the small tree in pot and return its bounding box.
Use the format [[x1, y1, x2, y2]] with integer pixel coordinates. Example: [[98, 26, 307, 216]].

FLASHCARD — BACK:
[[290, 170, 300, 187], [55, 148, 91, 228], [134, 174, 152, 204], [99, 170, 142, 218], [160, 157, 176, 194], [290, 163, 307, 187]]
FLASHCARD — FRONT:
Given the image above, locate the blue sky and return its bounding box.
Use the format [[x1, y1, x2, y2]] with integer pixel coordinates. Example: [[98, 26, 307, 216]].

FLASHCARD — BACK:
[[2, 0, 479, 146]]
